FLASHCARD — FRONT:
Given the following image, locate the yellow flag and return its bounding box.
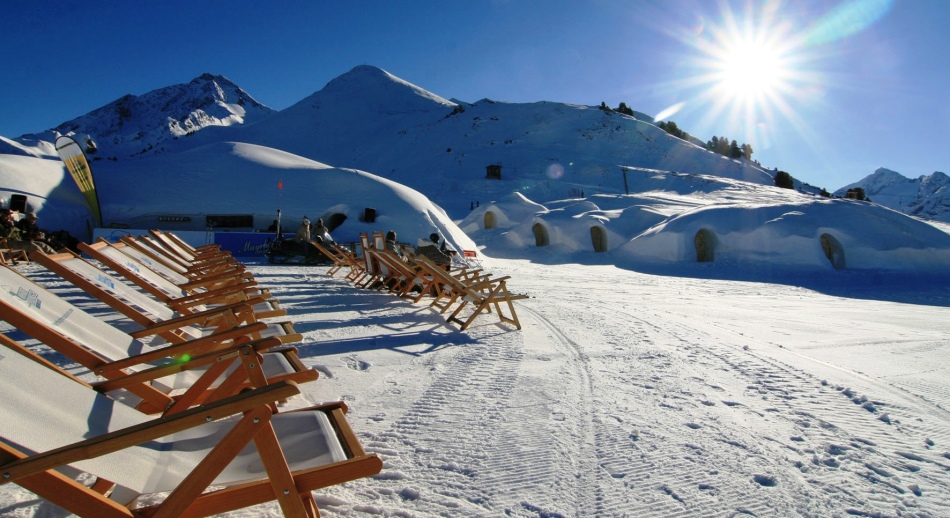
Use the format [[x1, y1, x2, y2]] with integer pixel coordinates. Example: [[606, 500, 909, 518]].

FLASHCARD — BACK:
[[55, 135, 102, 227]]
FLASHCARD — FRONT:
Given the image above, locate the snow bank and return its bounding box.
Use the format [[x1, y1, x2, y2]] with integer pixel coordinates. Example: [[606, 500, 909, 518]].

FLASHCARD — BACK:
[[90, 141, 473, 251]]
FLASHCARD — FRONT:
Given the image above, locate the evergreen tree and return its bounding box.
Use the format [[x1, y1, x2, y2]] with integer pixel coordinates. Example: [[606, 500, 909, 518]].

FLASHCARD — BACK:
[[729, 140, 742, 159], [615, 102, 634, 116], [846, 187, 868, 201], [741, 143, 753, 160], [658, 120, 687, 140], [716, 136, 730, 156], [774, 170, 794, 189]]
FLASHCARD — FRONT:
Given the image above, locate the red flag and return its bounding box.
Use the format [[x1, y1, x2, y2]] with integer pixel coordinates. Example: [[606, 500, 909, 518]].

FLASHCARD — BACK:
[[278, 180, 283, 190]]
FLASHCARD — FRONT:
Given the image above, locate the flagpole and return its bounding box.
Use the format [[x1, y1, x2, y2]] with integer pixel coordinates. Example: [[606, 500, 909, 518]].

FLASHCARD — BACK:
[[276, 179, 283, 239]]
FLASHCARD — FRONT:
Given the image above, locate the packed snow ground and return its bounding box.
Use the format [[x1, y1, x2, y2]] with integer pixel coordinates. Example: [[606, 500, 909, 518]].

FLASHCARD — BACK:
[[2, 256, 950, 517]]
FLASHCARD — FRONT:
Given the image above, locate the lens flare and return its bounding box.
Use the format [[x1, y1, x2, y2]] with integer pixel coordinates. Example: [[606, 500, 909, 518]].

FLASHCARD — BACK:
[[546, 163, 565, 179], [804, 0, 893, 45], [655, 102, 686, 122]]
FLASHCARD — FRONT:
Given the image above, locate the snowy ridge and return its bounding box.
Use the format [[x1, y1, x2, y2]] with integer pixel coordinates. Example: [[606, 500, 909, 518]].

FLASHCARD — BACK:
[[836, 167, 950, 222], [3, 65, 774, 209], [10, 73, 274, 160]]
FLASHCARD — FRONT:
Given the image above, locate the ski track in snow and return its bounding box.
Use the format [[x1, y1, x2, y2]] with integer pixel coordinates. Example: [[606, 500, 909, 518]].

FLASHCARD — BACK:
[[2, 261, 949, 517]]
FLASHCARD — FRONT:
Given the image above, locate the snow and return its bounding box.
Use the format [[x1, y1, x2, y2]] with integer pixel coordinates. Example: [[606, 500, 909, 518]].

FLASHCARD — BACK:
[[3, 255, 950, 516], [3, 151, 950, 516], [2, 64, 950, 516]]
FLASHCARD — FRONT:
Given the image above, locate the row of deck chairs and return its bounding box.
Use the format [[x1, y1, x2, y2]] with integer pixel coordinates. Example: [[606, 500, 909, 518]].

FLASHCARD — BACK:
[[0, 229, 382, 517], [310, 231, 527, 331]]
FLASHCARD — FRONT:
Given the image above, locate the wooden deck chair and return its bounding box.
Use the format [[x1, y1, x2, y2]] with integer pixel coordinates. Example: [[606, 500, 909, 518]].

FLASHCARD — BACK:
[[80, 239, 278, 315], [0, 265, 316, 415], [368, 246, 442, 303], [150, 228, 225, 259], [328, 241, 370, 284], [411, 255, 527, 330], [110, 236, 253, 291], [145, 230, 237, 269], [0, 349, 382, 517], [402, 250, 491, 294], [309, 239, 355, 278], [30, 250, 302, 345], [163, 229, 223, 256], [122, 234, 244, 279], [1, 246, 29, 265], [356, 232, 388, 289], [80, 240, 273, 309]]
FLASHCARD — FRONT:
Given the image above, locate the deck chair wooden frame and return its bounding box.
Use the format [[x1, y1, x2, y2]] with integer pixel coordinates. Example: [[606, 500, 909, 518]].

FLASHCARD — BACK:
[[29, 250, 301, 345], [0, 349, 382, 517], [0, 247, 29, 265], [80, 240, 272, 310], [121, 234, 245, 279], [144, 230, 238, 270], [0, 265, 316, 415], [329, 241, 370, 284], [149, 229, 226, 262], [356, 233, 386, 289], [105, 237, 253, 292], [160, 229, 222, 256], [411, 255, 526, 330], [308, 239, 362, 280], [367, 246, 443, 303]]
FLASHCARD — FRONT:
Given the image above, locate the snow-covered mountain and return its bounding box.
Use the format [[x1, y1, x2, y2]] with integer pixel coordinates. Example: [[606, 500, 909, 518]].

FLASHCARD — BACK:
[[2, 66, 773, 217], [1, 65, 948, 276], [1, 73, 274, 160], [835, 167, 950, 222], [224, 65, 774, 215]]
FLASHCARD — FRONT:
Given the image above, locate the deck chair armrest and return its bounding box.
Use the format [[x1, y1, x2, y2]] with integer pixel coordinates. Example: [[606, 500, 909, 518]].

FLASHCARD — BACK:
[[92, 337, 286, 393], [181, 264, 249, 280], [0, 380, 300, 483], [100, 322, 269, 374], [180, 272, 256, 291], [129, 304, 255, 338], [467, 276, 511, 290], [169, 283, 252, 308], [184, 256, 243, 273]]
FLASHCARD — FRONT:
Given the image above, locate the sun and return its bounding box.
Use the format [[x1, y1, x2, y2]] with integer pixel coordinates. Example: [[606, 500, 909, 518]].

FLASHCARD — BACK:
[[715, 38, 787, 102], [653, 4, 821, 155]]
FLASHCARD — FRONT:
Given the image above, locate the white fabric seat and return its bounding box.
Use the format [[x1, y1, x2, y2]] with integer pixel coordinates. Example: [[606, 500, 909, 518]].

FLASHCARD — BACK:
[[0, 350, 347, 506], [0, 266, 308, 403]]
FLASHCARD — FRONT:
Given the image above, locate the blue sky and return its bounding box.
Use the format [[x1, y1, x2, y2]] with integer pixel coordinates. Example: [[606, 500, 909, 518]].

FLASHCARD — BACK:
[[2, 0, 946, 190]]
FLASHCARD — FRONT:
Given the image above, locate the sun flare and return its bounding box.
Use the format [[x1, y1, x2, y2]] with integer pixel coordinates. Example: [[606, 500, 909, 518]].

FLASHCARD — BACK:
[[657, 3, 824, 155], [716, 39, 786, 101]]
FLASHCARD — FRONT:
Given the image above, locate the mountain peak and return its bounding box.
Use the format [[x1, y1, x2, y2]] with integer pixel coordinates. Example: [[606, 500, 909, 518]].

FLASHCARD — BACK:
[[293, 64, 455, 115], [836, 167, 950, 222], [14, 74, 276, 159]]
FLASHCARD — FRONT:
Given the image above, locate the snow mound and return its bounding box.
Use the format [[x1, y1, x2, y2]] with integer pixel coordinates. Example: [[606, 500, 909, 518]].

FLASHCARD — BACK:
[[90, 141, 473, 250], [462, 177, 950, 274], [622, 199, 950, 271]]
